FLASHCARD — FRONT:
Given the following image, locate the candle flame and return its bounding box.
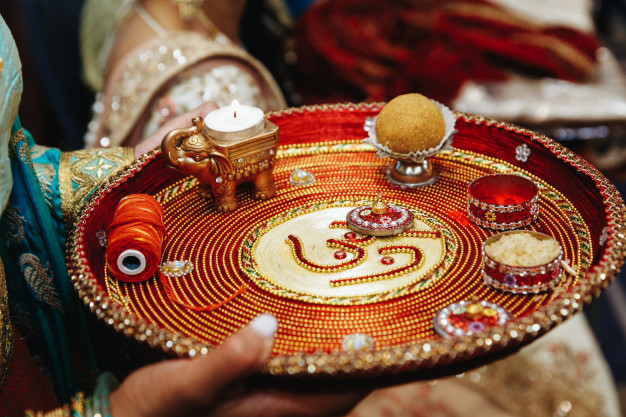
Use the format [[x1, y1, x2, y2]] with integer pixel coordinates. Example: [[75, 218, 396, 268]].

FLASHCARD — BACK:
[[231, 99, 240, 118]]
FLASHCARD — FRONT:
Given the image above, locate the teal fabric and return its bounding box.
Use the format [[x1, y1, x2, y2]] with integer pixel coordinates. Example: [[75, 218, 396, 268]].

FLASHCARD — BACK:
[[0, 118, 97, 402], [29, 144, 65, 245]]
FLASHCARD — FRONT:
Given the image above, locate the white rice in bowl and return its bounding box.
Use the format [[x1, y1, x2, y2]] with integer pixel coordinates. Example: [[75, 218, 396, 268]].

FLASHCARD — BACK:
[[484, 232, 561, 267]]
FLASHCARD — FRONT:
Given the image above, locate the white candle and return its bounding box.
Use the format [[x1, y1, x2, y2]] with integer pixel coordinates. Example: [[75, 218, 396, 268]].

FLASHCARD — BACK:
[[205, 100, 265, 141]]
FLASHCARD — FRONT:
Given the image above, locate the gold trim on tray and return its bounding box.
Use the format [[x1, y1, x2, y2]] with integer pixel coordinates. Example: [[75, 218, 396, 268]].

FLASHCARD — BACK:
[[67, 107, 626, 377]]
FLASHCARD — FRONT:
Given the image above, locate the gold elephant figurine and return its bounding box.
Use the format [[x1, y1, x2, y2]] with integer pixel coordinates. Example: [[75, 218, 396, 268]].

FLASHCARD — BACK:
[[162, 116, 279, 212]]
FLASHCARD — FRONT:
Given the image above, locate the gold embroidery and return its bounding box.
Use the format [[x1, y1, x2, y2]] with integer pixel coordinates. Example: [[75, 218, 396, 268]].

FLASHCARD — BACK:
[[0, 257, 15, 389], [58, 151, 72, 232], [25, 391, 86, 417], [33, 162, 56, 208], [18, 142, 36, 174], [93, 31, 285, 147], [8, 128, 25, 158], [458, 342, 605, 417], [29, 144, 51, 160], [59, 147, 135, 233], [18, 253, 63, 313], [4, 205, 26, 246]]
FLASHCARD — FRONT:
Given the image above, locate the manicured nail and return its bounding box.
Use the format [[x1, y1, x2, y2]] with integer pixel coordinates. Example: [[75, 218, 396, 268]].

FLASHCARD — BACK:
[[249, 313, 278, 339]]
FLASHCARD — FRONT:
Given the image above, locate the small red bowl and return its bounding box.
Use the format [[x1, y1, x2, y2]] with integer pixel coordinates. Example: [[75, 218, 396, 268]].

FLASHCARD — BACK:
[[482, 231, 563, 294], [467, 174, 539, 230]]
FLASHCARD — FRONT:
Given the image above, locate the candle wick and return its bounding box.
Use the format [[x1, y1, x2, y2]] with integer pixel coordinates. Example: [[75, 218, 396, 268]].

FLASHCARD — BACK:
[[234, 110, 237, 118]]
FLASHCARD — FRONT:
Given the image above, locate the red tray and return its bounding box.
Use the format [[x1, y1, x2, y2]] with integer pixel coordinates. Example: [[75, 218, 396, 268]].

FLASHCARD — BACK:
[[68, 103, 626, 378]]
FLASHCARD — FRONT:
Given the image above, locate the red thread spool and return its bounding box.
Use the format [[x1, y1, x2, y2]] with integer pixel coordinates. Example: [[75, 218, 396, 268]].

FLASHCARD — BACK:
[[105, 194, 166, 283]]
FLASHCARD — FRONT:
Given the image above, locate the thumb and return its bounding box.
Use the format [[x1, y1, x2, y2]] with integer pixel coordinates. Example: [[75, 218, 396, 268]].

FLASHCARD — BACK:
[[174, 313, 278, 408], [110, 314, 278, 417]]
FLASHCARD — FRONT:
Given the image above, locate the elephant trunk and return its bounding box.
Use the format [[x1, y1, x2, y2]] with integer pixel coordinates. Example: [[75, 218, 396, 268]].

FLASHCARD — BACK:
[[161, 118, 205, 168], [161, 135, 182, 168]]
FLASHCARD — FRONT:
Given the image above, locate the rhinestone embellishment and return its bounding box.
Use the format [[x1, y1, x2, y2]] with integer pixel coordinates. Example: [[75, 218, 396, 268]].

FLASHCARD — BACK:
[[515, 143, 531, 162], [159, 260, 194, 277], [96, 229, 107, 247], [342, 333, 374, 353], [289, 168, 315, 186]]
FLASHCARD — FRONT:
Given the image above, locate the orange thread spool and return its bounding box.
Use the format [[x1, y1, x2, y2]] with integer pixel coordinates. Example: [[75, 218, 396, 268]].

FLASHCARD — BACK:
[[106, 194, 166, 283]]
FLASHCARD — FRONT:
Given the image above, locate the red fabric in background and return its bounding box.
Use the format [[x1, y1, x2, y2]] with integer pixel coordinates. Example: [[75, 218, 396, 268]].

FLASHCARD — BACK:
[[292, 0, 601, 105], [0, 328, 59, 416]]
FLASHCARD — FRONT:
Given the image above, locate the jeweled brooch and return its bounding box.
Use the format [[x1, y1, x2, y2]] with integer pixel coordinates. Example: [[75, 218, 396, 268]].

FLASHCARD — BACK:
[[434, 299, 510, 338], [159, 260, 194, 277]]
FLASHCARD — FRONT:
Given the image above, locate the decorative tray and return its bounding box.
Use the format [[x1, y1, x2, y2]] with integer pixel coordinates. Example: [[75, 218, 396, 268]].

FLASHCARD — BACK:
[[68, 103, 626, 378]]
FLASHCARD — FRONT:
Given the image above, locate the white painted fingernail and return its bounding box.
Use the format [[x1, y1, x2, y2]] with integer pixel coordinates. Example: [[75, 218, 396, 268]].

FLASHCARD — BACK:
[[249, 314, 278, 339]]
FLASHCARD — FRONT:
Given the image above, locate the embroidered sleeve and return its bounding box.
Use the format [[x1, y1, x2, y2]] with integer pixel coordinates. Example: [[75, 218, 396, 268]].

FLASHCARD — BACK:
[[58, 147, 135, 231]]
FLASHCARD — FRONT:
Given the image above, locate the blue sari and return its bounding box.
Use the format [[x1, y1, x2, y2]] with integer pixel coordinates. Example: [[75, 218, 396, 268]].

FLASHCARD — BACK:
[[0, 118, 134, 402]]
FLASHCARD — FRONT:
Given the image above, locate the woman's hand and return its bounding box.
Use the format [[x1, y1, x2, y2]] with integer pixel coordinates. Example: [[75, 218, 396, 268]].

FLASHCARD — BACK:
[[133, 102, 218, 158], [110, 314, 365, 417]]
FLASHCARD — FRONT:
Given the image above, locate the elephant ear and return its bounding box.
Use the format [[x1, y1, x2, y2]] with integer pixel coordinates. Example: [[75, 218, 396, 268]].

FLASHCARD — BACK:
[[208, 150, 233, 175]]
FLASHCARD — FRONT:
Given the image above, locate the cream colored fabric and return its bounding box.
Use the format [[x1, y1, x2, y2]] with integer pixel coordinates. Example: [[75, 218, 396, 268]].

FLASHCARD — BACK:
[[0, 15, 23, 213], [492, 0, 594, 31], [80, 1, 286, 148], [84, 31, 286, 148], [453, 52, 626, 124], [80, 0, 135, 91]]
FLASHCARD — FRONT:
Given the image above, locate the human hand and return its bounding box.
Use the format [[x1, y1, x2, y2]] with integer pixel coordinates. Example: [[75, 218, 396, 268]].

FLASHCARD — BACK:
[[133, 102, 218, 158], [110, 314, 365, 417]]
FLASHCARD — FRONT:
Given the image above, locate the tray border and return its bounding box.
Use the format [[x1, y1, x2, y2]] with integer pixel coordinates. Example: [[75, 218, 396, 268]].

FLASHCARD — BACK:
[[67, 104, 626, 377]]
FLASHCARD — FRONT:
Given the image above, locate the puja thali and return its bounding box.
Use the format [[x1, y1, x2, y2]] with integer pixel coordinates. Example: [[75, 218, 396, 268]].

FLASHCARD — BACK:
[[68, 103, 626, 378]]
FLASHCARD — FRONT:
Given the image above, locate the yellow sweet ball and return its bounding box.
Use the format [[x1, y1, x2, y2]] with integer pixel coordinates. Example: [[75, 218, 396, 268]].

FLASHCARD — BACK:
[[375, 94, 446, 154]]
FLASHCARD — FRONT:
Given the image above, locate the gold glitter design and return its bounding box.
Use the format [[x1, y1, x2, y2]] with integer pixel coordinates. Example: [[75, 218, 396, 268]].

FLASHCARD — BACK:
[[94, 32, 285, 147], [59, 147, 135, 232]]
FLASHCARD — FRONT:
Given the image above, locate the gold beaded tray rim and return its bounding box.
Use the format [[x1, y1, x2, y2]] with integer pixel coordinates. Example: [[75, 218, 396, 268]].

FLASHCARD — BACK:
[[68, 108, 626, 377]]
